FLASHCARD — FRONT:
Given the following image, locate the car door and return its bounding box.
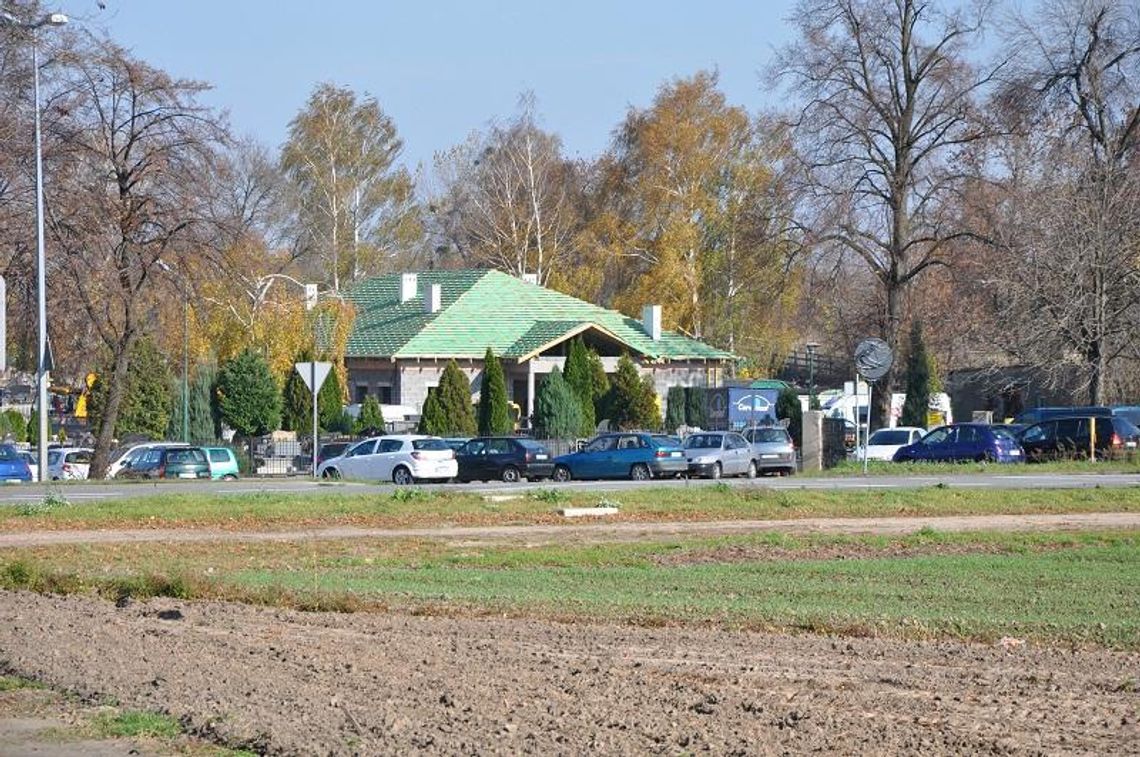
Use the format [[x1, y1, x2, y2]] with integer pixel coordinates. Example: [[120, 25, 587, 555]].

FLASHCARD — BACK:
[[574, 436, 612, 478], [373, 438, 406, 480], [339, 439, 376, 478], [915, 426, 954, 461], [1055, 418, 1086, 459], [1019, 422, 1053, 461], [456, 439, 485, 481], [484, 438, 513, 478], [608, 434, 645, 477]]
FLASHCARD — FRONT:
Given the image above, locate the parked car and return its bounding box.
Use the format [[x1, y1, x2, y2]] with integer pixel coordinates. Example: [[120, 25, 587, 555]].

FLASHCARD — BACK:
[[442, 437, 473, 452], [106, 442, 190, 479], [455, 437, 553, 482], [851, 427, 925, 462], [316, 441, 352, 469], [1012, 406, 1112, 426], [742, 426, 797, 475], [46, 447, 93, 480], [0, 444, 32, 483], [892, 423, 1023, 463], [204, 447, 240, 480], [1016, 416, 1140, 461], [683, 431, 757, 479], [114, 446, 211, 480], [551, 432, 687, 482], [316, 434, 457, 484], [17, 451, 38, 482]]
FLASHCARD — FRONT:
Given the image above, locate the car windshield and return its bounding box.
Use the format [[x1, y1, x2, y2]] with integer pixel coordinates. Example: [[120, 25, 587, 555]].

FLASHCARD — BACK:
[[47, 451, 61, 465], [745, 428, 788, 443], [683, 434, 723, 449], [651, 435, 682, 448], [867, 430, 911, 445], [412, 439, 450, 451], [991, 427, 1019, 441], [0, 445, 20, 461]]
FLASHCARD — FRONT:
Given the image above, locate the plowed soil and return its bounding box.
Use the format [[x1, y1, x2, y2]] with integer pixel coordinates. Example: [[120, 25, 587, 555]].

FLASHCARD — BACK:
[[0, 590, 1136, 756]]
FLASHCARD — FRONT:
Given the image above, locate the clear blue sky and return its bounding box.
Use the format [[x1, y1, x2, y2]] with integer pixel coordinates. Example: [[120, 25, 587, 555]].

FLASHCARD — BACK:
[[56, 0, 798, 170]]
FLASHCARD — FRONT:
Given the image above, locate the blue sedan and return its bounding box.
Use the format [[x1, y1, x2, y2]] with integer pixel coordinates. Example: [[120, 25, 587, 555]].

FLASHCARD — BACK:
[[0, 444, 33, 483], [551, 433, 688, 481], [892, 423, 1023, 464]]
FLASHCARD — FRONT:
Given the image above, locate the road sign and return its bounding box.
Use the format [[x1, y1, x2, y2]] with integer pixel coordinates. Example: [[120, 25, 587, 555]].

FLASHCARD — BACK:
[[294, 361, 331, 395], [853, 338, 892, 381], [304, 284, 319, 311]]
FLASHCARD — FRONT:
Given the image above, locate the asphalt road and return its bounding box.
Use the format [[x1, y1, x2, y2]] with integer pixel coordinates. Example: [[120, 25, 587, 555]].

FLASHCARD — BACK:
[[0, 470, 1138, 504]]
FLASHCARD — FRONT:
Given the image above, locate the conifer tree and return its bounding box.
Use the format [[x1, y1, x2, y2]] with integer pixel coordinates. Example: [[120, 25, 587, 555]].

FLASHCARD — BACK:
[[604, 355, 659, 430], [357, 395, 384, 433], [533, 367, 582, 439], [901, 321, 931, 428], [776, 386, 803, 448], [665, 386, 687, 431], [217, 349, 281, 438], [477, 348, 512, 435], [563, 338, 596, 435], [436, 360, 476, 435], [418, 390, 446, 435]]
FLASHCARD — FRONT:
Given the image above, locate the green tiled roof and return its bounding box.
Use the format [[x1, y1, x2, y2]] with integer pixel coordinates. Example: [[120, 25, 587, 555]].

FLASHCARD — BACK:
[[344, 269, 735, 362]]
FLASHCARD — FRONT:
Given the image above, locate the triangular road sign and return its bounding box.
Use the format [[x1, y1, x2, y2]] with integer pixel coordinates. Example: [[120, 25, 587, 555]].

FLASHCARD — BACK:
[[295, 361, 332, 395]]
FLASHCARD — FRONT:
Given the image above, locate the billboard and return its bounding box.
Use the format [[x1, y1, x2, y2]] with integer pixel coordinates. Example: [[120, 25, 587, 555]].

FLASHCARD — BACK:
[[707, 387, 781, 430]]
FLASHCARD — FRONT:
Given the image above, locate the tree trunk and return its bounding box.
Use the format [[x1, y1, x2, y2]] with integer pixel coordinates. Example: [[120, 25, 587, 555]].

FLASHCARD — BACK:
[[874, 279, 903, 431], [87, 330, 136, 478]]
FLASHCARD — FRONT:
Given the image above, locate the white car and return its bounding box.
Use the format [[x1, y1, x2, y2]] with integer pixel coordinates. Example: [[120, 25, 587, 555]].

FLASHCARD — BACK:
[[107, 442, 190, 479], [317, 434, 457, 484], [851, 426, 926, 461], [47, 447, 94, 480], [18, 451, 38, 482]]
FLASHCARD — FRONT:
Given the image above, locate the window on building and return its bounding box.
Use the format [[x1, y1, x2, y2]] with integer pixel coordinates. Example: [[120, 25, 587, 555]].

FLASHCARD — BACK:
[[378, 385, 392, 404]]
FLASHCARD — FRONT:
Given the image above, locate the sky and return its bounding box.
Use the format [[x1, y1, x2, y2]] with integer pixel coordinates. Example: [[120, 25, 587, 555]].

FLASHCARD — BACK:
[[53, 0, 799, 172]]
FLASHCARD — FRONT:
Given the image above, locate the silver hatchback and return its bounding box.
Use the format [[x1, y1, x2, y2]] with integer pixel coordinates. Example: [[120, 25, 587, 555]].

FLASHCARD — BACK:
[[743, 427, 796, 475], [683, 432, 757, 479]]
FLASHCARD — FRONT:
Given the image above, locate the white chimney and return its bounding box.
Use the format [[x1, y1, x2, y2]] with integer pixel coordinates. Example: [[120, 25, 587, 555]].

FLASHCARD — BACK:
[[400, 273, 418, 303], [642, 304, 662, 340], [424, 283, 442, 314], [521, 273, 538, 286]]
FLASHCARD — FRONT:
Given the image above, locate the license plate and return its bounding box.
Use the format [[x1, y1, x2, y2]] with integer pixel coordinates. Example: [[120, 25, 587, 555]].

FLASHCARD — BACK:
[[1009, 450, 1020, 456], [1128, 442, 1137, 449], [535, 454, 548, 460], [178, 472, 197, 479], [761, 454, 777, 459], [670, 451, 682, 457]]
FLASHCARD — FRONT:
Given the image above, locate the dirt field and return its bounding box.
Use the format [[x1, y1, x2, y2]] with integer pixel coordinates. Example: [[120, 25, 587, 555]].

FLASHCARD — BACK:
[[0, 590, 1136, 756]]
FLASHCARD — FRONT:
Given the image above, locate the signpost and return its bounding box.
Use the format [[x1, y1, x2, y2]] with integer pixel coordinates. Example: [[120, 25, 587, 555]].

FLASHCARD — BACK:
[[295, 361, 331, 478], [853, 338, 893, 475]]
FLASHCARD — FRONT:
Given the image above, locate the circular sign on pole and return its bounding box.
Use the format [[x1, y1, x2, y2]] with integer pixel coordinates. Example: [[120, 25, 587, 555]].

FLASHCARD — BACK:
[[853, 338, 893, 381]]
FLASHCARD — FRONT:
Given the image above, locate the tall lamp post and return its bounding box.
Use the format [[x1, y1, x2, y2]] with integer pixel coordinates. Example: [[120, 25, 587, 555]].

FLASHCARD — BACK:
[[0, 10, 68, 480], [805, 342, 819, 410]]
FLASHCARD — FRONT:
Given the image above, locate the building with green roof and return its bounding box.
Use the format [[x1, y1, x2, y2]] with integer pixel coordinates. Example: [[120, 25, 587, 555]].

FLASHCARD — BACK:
[[343, 269, 735, 422]]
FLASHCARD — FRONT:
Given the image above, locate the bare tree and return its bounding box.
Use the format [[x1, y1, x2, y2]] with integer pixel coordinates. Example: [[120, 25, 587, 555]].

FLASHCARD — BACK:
[[776, 0, 996, 426], [427, 94, 583, 285], [45, 36, 230, 476], [989, 0, 1140, 403], [281, 83, 419, 292]]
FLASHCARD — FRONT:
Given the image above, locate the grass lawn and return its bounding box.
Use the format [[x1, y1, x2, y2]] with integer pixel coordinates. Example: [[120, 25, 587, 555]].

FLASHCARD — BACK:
[[3, 484, 1140, 531], [2, 528, 1136, 649], [820, 458, 1140, 476]]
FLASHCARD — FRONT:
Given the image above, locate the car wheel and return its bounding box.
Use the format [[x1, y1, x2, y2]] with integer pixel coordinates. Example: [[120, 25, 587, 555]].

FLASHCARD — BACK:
[[221, 474, 238, 481], [552, 465, 571, 482], [746, 461, 758, 479], [975, 452, 993, 464], [321, 467, 340, 480], [630, 463, 651, 481], [710, 462, 722, 480], [392, 466, 414, 486], [501, 465, 521, 483]]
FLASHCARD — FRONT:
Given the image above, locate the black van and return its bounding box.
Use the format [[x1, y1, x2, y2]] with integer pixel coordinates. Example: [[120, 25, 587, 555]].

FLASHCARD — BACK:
[[1017, 416, 1140, 461]]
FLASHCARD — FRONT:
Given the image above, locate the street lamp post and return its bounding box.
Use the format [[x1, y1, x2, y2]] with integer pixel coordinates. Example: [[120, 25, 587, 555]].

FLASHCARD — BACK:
[[805, 342, 819, 410], [0, 10, 68, 480]]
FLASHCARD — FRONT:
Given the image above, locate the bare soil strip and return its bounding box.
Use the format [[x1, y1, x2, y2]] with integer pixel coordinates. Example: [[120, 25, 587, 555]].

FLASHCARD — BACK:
[[0, 511, 1137, 549], [0, 591, 1136, 755]]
